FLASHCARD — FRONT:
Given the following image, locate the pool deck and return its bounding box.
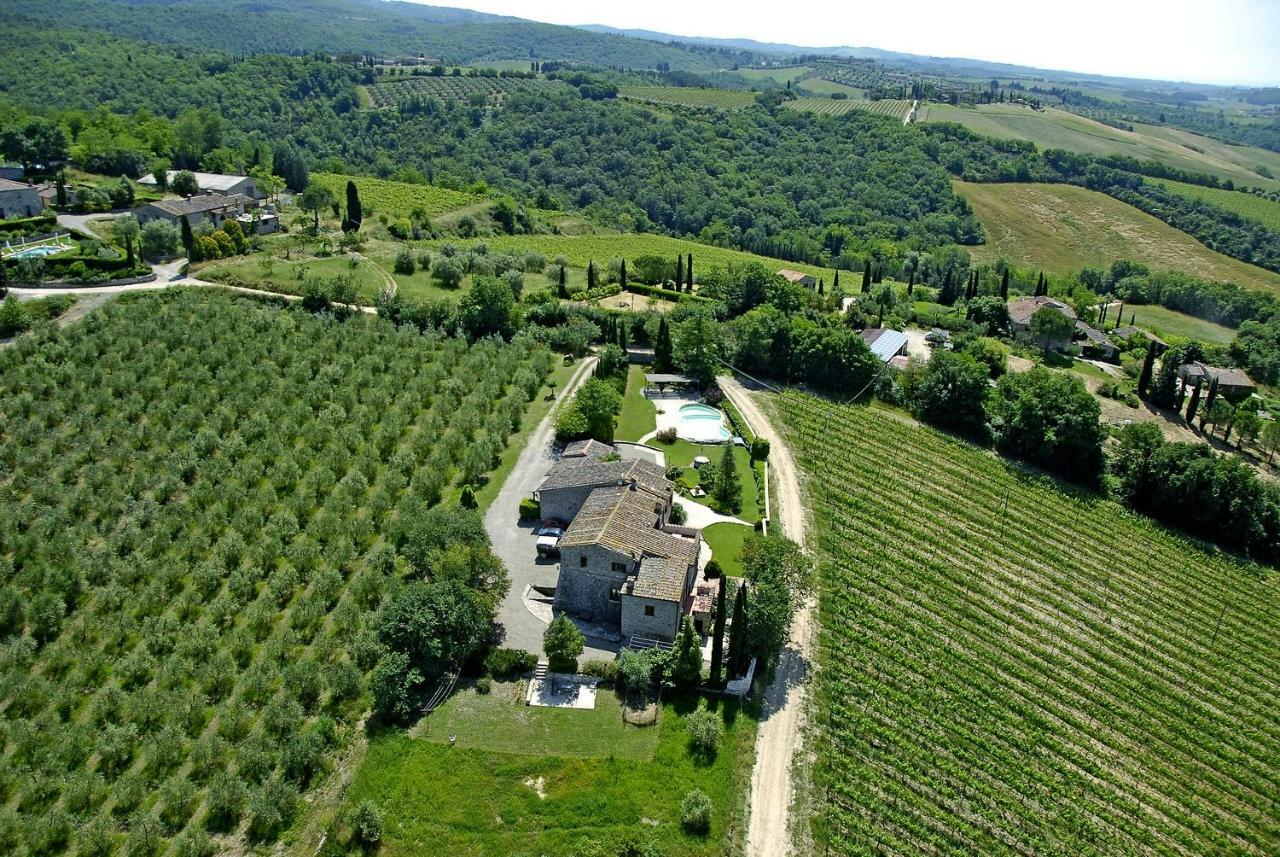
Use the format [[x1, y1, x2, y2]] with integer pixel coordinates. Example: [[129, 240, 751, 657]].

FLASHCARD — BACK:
[[647, 395, 732, 444]]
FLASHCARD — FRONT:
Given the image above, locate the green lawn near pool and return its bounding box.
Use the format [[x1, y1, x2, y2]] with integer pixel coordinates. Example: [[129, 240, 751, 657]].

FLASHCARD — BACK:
[[342, 693, 756, 856], [615, 363, 657, 441], [657, 438, 760, 523], [701, 522, 752, 577], [416, 681, 659, 760]]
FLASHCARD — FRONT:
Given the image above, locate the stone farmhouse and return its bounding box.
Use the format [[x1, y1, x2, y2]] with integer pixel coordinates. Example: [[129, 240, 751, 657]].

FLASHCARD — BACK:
[[1008, 295, 1077, 349], [535, 443, 703, 647], [777, 268, 817, 288], [139, 170, 265, 201], [136, 193, 278, 234], [0, 178, 43, 219]]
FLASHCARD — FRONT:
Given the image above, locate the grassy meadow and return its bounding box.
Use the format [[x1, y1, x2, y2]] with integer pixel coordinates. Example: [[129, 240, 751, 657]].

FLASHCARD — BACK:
[[340, 694, 755, 856], [1115, 303, 1237, 345], [772, 390, 1280, 855], [921, 103, 1280, 190], [956, 180, 1280, 293], [1153, 179, 1280, 232]]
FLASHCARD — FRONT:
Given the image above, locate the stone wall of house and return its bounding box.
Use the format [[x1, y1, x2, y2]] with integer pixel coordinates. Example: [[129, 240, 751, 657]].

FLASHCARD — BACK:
[[621, 594, 682, 643], [537, 485, 598, 525], [0, 187, 42, 220], [554, 543, 631, 624]]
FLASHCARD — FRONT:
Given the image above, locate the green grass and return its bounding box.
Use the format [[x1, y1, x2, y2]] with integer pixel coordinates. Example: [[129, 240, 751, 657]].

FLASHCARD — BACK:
[[618, 85, 758, 110], [1153, 180, 1280, 232], [343, 694, 755, 856], [311, 172, 480, 220], [956, 180, 1280, 294], [796, 78, 865, 99], [615, 364, 658, 441], [422, 234, 832, 282], [658, 437, 760, 523], [773, 390, 1280, 854], [921, 103, 1280, 191], [198, 252, 391, 301], [416, 682, 660, 759], [701, 522, 751, 577], [1118, 303, 1237, 345], [734, 65, 813, 84]]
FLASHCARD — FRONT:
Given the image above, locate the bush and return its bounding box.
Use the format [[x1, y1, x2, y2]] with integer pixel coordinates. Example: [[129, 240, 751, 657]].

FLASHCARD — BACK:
[[393, 248, 415, 275], [349, 800, 383, 848], [749, 437, 771, 462], [475, 676, 492, 694], [668, 501, 687, 525], [484, 647, 537, 680], [703, 559, 722, 579], [518, 498, 541, 521], [544, 614, 585, 674], [685, 706, 723, 757], [579, 659, 619, 683], [617, 649, 653, 692], [655, 427, 678, 444], [680, 789, 712, 834]]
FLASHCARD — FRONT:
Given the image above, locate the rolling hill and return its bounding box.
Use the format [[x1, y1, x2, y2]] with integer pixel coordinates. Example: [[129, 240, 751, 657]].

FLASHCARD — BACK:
[[921, 103, 1280, 191], [956, 181, 1280, 293]]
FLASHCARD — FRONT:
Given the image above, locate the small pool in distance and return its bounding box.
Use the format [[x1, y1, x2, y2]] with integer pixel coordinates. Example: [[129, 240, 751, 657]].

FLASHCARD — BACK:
[[676, 403, 732, 443], [4, 244, 66, 260]]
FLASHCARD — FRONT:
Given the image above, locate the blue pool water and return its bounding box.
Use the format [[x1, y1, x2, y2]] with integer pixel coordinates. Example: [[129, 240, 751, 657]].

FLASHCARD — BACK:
[[5, 244, 65, 260], [677, 403, 732, 442]]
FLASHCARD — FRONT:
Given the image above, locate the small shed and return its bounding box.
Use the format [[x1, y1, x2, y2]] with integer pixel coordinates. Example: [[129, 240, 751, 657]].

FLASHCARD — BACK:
[[777, 268, 817, 288]]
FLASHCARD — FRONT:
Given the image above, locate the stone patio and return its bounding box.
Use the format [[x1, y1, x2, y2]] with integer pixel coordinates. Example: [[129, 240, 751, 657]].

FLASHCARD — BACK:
[[525, 674, 600, 710]]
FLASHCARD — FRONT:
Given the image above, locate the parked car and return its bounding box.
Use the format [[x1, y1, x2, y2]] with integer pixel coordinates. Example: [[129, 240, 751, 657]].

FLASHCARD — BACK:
[[536, 520, 565, 558]]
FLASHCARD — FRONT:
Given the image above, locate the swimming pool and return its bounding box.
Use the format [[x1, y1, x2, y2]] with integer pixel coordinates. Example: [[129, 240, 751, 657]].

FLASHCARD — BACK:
[[4, 244, 65, 260], [676, 403, 732, 443]]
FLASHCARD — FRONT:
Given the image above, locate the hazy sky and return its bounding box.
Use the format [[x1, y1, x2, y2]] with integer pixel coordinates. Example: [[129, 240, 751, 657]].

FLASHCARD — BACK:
[[418, 0, 1280, 86]]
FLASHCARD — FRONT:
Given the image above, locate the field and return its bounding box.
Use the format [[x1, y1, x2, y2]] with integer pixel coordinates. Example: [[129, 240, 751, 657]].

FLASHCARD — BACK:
[[423, 234, 830, 282], [342, 694, 755, 856], [1117, 303, 1237, 345], [773, 391, 1280, 855], [367, 75, 564, 108], [0, 290, 553, 854], [956, 181, 1280, 294], [618, 85, 758, 110], [919, 103, 1280, 190], [797, 79, 865, 99], [733, 65, 813, 85], [784, 98, 913, 121], [310, 173, 479, 221], [1153, 179, 1280, 232]]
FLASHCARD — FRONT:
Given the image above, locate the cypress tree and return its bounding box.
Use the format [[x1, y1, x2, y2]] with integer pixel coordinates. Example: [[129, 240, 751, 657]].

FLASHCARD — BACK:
[[55, 172, 67, 208], [1137, 341, 1156, 398], [1130, 311, 1136, 326], [709, 578, 727, 687], [654, 317, 673, 373], [860, 260, 870, 292], [1098, 302, 1108, 328], [727, 582, 749, 677], [873, 265, 882, 285], [344, 180, 362, 232], [938, 269, 956, 306], [687, 253, 693, 291], [1000, 269, 1009, 299], [557, 264, 567, 298], [818, 278, 824, 295], [125, 234, 135, 268], [675, 255, 684, 289], [587, 260, 596, 290], [833, 269, 840, 290], [180, 215, 194, 261], [672, 617, 702, 688], [1115, 303, 1124, 327], [907, 270, 914, 296], [1185, 378, 1203, 426], [618, 322, 628, 351], [1201, 376, 1219, 431], [620, 259, 627, 289]]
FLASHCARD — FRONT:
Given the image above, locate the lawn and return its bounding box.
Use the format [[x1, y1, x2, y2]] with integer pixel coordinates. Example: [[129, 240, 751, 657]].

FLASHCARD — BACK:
[[798, 78, 865, 99], [198, 252, 391, 300], [658, 437, 761, 523], [734, 65, 813, 85], [957, 181, 1280, 294], [922, 103, 1280, 191], [701, 522, 752, 577], [773, 389, 1280, 853], [615, 363, 657, 442], [1119, 302, 1237, 345], [343, 694, 756, 856]]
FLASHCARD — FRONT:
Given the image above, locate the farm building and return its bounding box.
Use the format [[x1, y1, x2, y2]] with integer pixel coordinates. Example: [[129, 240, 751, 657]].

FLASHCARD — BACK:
[[777, 268, 817, 287], [538, 444, 704, 647], [0, 178, 43, 219], [1178, 362, 1255, 402], [1075, 321, 1118, 361], [1112, 325, 1168, 354], [1008, 295, 1077, 349], [139, 170, 265, 200], [136, 193, 278, 234], [860, 327, 909, 363]]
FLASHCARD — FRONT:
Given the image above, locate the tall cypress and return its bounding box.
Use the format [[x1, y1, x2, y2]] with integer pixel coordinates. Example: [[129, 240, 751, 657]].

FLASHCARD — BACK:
[[344, 180, 362, 232], [861, 261, 871, 293], [619, 259, 627, 289], [654, 317, 673, 373], [1115, 303, 1124, 328], [557, 264, 567, 297], [727, 581, 749, 678], [587, 260, 596, 290], [1098, 302, 1108, 328], [618, 322, 628, 351], [1000, 269, 1009, 299], [1137, 341, 1156, 398], [125, 234, 135, 268], [55, 172, 67, 208], [1185, 378, 1203, 426], [818, 278, 824, 295], [675, 255, 684, 289], [907, 270, 915, 296], [709, 578, 728, 687], [687, 253, 693, 291], [1201, 376, 1219, 431], [833, 269, 840, 290], [180, 215, 194, 261]]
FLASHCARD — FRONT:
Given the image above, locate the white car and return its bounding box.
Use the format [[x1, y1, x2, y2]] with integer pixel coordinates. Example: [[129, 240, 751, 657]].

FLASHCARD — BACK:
[[536, 524, 564, 558]]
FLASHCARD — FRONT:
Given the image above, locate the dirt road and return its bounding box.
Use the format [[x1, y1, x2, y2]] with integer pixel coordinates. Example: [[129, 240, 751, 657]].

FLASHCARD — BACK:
[[719, 375, 814, 857]]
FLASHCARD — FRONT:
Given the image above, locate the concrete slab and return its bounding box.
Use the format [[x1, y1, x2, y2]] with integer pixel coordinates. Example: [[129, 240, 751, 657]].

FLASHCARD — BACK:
[[526, 675, 600, 709]]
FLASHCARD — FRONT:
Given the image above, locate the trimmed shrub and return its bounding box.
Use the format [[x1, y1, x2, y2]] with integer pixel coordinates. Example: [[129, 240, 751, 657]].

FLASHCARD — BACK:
[[579, 659, 619, 683], [685, 706, 723, 757], [681, 789, 712, 834], [475, 676, 492, 694], [518, 498, 541, 521], [484, 647, 537, 680]]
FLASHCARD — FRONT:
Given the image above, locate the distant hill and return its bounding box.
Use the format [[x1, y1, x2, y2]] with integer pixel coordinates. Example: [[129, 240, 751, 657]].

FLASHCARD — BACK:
[[1, 0, 755, 71]]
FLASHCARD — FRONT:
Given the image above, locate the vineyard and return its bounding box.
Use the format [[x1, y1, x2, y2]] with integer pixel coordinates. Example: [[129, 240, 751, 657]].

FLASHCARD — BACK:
[[310, 173, 480, 220], [784, 98, 913, 121], [771, 391, 1280, 855], [1153, 179, 1280, 232], [0, 291, 552, 854], [368, 75, 564, 108], [617, 86, 758, 110]]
